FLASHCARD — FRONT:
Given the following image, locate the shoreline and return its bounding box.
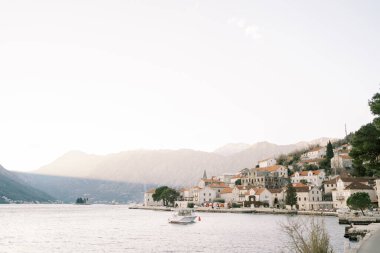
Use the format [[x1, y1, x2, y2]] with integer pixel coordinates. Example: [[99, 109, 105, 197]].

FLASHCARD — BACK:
[[129, 205, 338, 216]]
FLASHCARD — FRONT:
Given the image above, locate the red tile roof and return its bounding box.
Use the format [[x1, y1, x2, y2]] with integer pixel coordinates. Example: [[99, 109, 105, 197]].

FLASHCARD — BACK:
[[291, 170, 322, 177], [220, 188, 233, 194], [344, 182, 373, 190], [256, 165, 284, 173]]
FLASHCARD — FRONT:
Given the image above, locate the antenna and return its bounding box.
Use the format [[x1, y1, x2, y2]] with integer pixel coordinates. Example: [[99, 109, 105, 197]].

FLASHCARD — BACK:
[[345, 123, 348, 138]]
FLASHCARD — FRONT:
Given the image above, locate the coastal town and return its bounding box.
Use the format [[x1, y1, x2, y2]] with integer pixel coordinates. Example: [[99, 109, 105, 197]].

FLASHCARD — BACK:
[[144, 142, 380, 213]]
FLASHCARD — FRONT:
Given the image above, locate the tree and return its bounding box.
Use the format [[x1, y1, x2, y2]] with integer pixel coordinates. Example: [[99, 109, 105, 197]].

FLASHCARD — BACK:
[[326, 141, 334, 160], [235, 179, 242, 185], [281, 217, 334, 253], [152, 186, 168, 202], [161, 188, 180, 207], [346, 192, 372, 216], [285, 184, 297, 209], [152, 186, 179, 206], [350, 91, 380, 176], [369, 92, 380, 130], [350, 123, 380, 176]]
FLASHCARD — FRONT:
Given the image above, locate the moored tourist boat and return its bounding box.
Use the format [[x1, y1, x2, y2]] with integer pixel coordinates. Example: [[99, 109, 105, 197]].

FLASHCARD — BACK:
[[168, 209, 197, 224]]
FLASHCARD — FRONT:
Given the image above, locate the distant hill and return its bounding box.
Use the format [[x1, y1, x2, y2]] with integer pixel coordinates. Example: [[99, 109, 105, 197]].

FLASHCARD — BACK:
[[15, 172, 155, 203], [33, 138, 334, 186], [214, 143, 251, 156], [0, 165, 53, 203]]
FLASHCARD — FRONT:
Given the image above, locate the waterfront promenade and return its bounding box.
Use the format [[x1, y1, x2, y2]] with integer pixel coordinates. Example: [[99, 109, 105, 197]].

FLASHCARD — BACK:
[[357, 227, 380, 253], [129, 205, 337, 216]]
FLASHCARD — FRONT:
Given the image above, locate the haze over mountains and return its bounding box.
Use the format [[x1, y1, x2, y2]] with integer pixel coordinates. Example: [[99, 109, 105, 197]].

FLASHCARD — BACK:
[[0, 165, 53, 203], [34, 138, 333, 186]]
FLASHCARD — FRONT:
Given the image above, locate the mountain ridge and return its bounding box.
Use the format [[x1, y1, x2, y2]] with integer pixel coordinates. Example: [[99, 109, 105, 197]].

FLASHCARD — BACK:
[[33, 138, 335, 186]]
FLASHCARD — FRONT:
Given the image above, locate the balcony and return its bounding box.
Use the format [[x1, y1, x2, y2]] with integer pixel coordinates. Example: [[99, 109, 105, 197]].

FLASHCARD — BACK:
[[336, 196, 345, 201]]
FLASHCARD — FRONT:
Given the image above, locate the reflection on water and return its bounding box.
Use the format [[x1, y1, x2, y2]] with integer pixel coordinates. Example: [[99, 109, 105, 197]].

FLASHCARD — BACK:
[[0, 205, 347, 253]]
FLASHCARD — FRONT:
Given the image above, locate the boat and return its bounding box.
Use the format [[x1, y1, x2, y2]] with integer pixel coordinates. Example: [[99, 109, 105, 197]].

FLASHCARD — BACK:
[[168, 209, 197, 224]]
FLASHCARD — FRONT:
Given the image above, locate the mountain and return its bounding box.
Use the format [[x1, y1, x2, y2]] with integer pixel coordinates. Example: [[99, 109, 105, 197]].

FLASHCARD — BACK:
[[214, 143, 251, 156], [15, 172, 155, 203], [33, 138, 335, 186], [0, 164, 53, 203]]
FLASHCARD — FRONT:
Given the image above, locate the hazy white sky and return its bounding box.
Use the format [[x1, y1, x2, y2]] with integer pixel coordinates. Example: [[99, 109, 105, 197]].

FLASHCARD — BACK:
[[1, 0, 379, 171]]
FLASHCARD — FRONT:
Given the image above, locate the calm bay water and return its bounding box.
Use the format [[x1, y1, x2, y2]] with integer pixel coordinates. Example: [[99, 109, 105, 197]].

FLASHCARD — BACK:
[[0, 205, 347, 253]]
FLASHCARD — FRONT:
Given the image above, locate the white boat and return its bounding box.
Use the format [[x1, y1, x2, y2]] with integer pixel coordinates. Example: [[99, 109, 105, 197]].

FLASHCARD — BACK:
[[168, 209, 197, 224]]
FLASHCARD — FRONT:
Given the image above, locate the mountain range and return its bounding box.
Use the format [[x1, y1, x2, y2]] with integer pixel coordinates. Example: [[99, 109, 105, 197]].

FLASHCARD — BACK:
[[0, 165, 53, 203], [33, 138, 333, 186]]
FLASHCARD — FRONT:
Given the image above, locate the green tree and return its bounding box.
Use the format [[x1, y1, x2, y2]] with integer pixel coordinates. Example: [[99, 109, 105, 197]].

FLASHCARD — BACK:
[[152, 186, 179, 206], [285, 184, 297, 209], [369, 92, 380, 130], [350, 123, 380, 176], [235, 179, 242, 185], [326, 141, 334, 160], [350, 91, 380, 176], [346, 192, 372, 216], [152, 186, 168, 202]]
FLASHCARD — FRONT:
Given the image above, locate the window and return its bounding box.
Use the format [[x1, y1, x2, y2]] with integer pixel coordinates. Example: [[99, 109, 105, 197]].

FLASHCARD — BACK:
[[209, 193, 211, 196], [204, 193, 205, 196], [299, 197, 301, 201], [304, 197, 306, 201], [312, 197, 314, 201]]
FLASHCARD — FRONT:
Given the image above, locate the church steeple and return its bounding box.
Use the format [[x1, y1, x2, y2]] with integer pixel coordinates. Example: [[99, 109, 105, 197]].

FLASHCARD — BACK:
[[202, 170, 207, 179]]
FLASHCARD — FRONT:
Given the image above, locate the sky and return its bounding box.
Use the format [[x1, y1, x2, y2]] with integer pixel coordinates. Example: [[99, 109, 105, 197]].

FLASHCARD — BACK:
[[0, 0, 379, 172]]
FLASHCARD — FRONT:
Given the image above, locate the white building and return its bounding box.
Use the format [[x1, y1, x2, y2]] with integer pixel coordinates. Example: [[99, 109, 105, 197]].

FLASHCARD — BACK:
[[220, 187, 234, 203], [242, 165, 288, 189], [291, 170, 326, 186], [323, 177, 339, 194], [144, 189, 163, 206], [269, 188, 286, 207], [332, 179, 377, 209], [192, 186, 217, 205], [294, 185, 322, 211], [258, 158, 277, 168], [247, 188, 273, 207], [301, 147, 326, 161], [331, 154, 353, 169]]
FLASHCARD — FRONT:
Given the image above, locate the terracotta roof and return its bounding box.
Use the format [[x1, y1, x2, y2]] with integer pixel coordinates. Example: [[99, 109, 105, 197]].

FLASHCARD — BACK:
[[323, 177, 339, 184], [145, 189, 156, 194], [292, 183, 307, 188], [340, 177, 371, 183], [256, 165, 284, 173], [254, 188, 266, 195], [220, 188, 233, 194], [345, 182, 373, 190], [295, 187, 310, 193], [268, 188, 283, 194], [209, 183, 228, 188], [292, 170, 322, 177]]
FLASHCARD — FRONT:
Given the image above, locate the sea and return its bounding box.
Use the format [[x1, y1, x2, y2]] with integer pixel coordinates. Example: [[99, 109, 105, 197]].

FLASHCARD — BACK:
[[0, 204, 350, 253]]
